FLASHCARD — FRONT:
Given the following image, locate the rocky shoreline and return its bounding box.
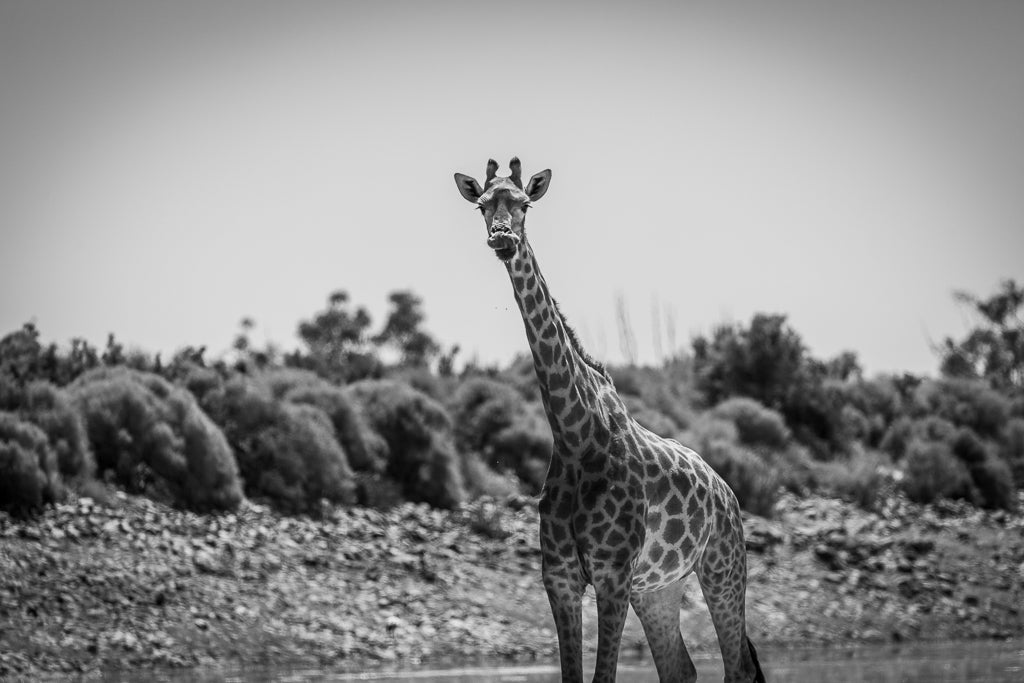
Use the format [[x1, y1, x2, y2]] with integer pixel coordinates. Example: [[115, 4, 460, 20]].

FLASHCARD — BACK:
[[1, 491, 1022, 680]]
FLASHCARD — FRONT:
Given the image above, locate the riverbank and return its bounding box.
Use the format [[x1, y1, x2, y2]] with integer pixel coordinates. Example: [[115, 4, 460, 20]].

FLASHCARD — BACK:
[[1, 491, 1022, 680]]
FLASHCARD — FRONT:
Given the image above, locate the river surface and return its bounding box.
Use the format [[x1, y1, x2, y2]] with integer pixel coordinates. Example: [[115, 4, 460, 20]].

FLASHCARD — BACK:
[[115, 639, 1024, 682]]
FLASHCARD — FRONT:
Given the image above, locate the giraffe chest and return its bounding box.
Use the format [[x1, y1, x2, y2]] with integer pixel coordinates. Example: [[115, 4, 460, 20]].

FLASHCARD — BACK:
[[538, 455, 646, 585]]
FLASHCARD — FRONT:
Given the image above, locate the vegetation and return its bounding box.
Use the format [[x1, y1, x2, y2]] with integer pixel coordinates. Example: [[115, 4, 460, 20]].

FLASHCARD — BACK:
[[347, 380, 467, 508], [448, 377, 552, 493], [1, 280, 1021, 518], [0, 411, 63, 514], [69, 367, 243, 512], [191, 372, 356, 514], [0, 379, 94, 482]]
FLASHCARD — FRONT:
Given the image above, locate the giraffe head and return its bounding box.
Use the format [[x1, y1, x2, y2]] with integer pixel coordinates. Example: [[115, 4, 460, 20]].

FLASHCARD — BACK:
[[454, 157, 551, 261]]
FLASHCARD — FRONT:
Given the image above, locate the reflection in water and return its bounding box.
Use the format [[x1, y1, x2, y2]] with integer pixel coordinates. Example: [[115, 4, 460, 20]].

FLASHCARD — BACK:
[[105, 640, 1024, 682]]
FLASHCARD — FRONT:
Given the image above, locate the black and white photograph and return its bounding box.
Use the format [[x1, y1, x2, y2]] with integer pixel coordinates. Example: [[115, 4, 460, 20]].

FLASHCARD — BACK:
[[1, 1, 1022, 681]]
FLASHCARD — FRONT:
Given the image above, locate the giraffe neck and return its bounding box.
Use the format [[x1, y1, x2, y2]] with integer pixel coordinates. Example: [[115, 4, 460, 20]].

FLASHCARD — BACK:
[[504, 237, 612, 454]]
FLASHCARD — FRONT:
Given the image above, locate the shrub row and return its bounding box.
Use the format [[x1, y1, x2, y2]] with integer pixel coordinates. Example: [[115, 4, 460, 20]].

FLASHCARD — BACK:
[[4, 357, 1020, 518]]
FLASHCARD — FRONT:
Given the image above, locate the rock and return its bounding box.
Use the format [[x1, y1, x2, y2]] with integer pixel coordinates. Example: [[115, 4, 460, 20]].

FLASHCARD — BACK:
[[108, 630, 138, 651], [904, 538, 935, 555], [193, 549, 231, 576]]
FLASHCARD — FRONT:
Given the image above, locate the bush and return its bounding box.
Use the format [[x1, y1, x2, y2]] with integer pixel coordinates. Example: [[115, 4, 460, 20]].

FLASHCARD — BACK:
[[901, 439, 974, 504], [678, 415, 739, 452], [1002, 417, 1024, 487], [252, 367, 388, 475], [951, 428, 989, 464], [700, 438, 779, 517], [824, 376, 903, 448], [386, 365, 454, 401], [448, 377, 552, 493], [967, 453, 1016, 510], [17, 382, 94, 481], [285, 384, 387, 474], [608, 362, 697, 430], [492, 354, 539, 400], [838, 405, 872, 444], [351, 472, 406, 510], [0, 411, 63, 513], [880, 415, 1018, 509], [449, 378, 522, 454], [258, 367, 325, 400], [69, 367, 243, 512], [912, 416, 958, 445], [710, 397, 791, 449], [763, 443, 817, 494], [810, 448, 889, 509], [0, 379, 95, 482], [912, 378, 1010, 439], [176, 363, 224, 401], [680, 412, 812, 495], [879, 416, 914, 460], [198, 374, 356, 513], [347, 380, 466, 508], [486, 408, 551, 493], [460, 452, 518, 499], [691, 313, 847, 456], [623, 396, 680, 438]]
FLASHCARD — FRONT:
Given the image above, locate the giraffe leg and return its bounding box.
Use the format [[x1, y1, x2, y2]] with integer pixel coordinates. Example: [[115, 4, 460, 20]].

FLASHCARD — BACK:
[[630, 582, 697, 683], [696, 526, 763, 683], [542, 560, 585, 683], [590, 564, 634, 683]]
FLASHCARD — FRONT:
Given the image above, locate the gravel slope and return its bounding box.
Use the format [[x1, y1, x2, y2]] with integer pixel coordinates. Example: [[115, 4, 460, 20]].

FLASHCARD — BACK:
[[1, 492, 1022, 679]]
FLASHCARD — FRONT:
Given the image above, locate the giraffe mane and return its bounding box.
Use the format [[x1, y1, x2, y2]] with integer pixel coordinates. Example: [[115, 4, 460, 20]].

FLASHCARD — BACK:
[[551, 299, 610, 380]]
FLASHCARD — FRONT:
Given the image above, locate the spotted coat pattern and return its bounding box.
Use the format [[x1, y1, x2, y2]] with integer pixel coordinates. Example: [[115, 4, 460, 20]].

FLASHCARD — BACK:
[[454, 161, 765, 683]]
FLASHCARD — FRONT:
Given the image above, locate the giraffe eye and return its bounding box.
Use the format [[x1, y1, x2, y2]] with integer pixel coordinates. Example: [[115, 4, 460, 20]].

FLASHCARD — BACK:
[[477, 205, 485, 214]]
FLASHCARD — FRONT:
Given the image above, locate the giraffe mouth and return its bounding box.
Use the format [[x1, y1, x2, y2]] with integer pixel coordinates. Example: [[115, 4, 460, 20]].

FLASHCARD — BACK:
[[487, 230, 520, 261]]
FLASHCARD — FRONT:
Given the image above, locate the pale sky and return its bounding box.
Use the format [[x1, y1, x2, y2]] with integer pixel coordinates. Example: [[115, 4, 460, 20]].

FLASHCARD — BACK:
[[1, 0, 1022, 376]]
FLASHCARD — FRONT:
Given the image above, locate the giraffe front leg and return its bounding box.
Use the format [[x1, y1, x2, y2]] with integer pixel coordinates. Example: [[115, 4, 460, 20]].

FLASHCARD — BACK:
[[542, 558, 585, 683], [590, 562, 634, 683]]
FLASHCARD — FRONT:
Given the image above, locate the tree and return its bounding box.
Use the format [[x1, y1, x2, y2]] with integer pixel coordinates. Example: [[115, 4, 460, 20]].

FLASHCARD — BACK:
[[939, 279, 1024, 390], [692, 313, 845, 457], [373, 290, 440, 367], [0, 323, 44, 384], [825, 351, 863, 382], [0, 325, 101, 386], [692, 314, 805, 410], [291, 291, 380, 382], [231, 317, 277, 370]]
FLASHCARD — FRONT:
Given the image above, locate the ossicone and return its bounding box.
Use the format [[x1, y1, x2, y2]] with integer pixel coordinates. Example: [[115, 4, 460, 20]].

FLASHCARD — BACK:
[[509, 157, 523, 189], [485, 159, 499, 187]]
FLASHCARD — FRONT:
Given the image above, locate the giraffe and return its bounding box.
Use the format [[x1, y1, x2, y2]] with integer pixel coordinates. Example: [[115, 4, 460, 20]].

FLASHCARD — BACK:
[[453, 158, 766, 683]]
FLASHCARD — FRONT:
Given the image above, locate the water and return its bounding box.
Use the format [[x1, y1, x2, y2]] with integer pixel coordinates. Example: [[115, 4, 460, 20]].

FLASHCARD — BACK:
[[154, 639, 1023, 682]]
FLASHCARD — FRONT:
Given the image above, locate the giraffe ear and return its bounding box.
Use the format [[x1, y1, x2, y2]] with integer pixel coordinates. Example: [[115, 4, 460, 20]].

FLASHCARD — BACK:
[[454, 173, 483, 203], [525, 169, 552, 202]]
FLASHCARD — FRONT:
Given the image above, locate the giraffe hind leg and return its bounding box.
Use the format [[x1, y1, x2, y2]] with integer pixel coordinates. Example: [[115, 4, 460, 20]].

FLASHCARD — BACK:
[[696, 533, 763, 683], [630, 581, 697, 683], [746, 636, 766, 683]]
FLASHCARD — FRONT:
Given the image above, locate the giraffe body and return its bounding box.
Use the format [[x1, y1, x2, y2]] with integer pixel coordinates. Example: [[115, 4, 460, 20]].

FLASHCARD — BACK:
[[454, 159, 765, 683]]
